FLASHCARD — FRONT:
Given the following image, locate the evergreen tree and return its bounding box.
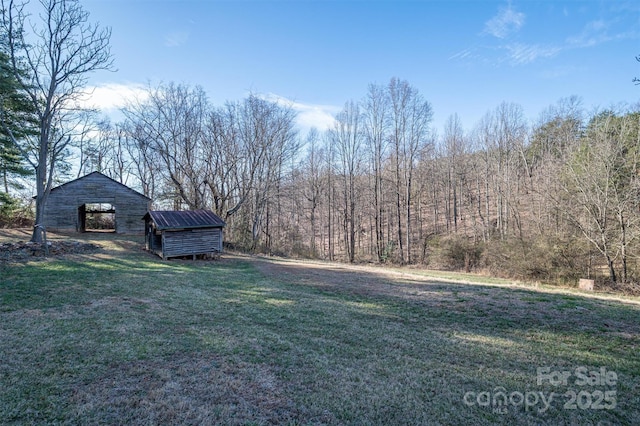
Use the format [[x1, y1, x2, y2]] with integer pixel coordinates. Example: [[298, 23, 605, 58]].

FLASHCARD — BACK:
[[0, 36, 36, 228], [0, 45, 35, 194]]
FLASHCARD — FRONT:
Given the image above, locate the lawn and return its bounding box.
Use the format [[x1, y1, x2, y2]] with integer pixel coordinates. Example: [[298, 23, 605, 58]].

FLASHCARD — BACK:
[[1, 231, 639, 425]]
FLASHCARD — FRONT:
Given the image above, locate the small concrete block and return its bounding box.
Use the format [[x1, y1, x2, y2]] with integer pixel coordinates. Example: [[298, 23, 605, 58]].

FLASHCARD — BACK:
[[579, 279, 594, 291]]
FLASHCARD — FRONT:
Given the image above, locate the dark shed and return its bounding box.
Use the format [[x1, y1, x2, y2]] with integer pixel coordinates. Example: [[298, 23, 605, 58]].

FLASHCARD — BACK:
[[44, 171, 151, 234], [143, 210, 226, 260]]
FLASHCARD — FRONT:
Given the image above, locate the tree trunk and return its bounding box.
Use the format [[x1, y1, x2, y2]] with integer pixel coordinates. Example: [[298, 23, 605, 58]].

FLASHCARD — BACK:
[[607, 255, 617, 284], [31, 132, 50, 243]]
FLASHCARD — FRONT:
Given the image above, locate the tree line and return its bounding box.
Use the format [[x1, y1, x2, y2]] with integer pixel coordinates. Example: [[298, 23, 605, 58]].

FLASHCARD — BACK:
[[70, 80, 640, 286], [1, 0, 639, 287]]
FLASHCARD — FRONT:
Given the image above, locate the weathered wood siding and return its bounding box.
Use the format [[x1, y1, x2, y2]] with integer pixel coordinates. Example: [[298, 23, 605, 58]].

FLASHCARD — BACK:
[[160, 228, 223, 259], [44, 172, 151, 234], [145, 224, 162, 252]]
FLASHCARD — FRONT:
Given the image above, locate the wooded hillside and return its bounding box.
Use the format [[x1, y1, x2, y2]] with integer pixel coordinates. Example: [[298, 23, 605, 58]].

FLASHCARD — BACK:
[[5, 78, 640, 287]]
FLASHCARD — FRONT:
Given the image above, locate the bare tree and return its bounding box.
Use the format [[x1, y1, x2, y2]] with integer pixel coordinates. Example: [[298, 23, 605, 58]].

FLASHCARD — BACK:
[[76, 113, 105, 178], [243, 96, 298, 251], [329, 101, 363, 263], [204, 101, 242, 218], [476, 103, 527, 240], [324, 128, 336, 261], [123, 82, 208, 210], [202, 95, 298, 249], [388, 78, 433, 263], [122, 120, 160, 201], [79, 119, 130, 184], [562, 110, 640, 284], [441, 113, 467, 233], [528, 96, 583, 234], [0, 0, 112, 242], [362, 83, 389, 261], [301, 128, 325, 257]]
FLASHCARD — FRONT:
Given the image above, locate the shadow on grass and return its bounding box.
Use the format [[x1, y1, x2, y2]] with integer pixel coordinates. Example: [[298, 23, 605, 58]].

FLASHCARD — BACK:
[[1, 248, 639, 425], [245, 256, 640, 424]]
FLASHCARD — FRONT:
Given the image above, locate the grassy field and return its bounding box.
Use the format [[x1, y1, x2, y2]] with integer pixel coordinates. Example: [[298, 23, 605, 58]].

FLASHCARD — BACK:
[[1, 231, 639, 425]]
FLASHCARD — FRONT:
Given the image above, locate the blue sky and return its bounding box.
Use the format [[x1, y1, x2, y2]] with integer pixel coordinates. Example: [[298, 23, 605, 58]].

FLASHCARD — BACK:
[[82, 0, 640, 134]]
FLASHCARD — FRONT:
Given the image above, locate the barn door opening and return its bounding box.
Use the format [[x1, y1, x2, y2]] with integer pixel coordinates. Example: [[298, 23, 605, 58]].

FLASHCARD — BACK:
[[79, 203, 116, 232]]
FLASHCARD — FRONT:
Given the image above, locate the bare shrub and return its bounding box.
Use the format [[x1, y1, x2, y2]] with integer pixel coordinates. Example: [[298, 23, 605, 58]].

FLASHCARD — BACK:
[[427, 235, 483, 272], [483, 235, 590, 284]]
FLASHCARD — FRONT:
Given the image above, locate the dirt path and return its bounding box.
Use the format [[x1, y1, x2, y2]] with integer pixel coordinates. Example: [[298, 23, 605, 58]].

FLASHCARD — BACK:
[[243, 254, 501, 307], [239, 254, 640, 344]]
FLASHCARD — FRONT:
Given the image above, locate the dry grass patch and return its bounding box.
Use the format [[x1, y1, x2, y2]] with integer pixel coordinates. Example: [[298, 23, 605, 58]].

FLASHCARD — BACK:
[[70, 355, 300, 425]]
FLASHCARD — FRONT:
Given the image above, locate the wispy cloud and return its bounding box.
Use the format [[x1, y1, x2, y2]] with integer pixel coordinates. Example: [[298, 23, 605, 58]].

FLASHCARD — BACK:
[[448, 48, 475, 61], [483, 3, 525, 39], [453, 3, 638, 68], [165, 30, 189, 47], [566, 19, 638, 48], [567, 19, 609, 47], [80, 82, 150, 113], [258, 93, 339, 132], [504, 43, 561, 65]]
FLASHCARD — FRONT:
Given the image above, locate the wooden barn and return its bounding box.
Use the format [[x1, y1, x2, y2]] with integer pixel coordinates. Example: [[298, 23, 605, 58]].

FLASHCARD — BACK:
[[44, 171, 151, 234], [143, 210, 226, 260]]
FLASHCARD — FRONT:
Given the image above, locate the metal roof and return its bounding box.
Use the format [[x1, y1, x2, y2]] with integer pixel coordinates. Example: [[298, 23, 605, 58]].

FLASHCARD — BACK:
[[144, 210, 226, 230]]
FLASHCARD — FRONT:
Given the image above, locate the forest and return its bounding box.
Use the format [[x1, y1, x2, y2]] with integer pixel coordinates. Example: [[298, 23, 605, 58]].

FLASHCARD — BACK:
[[5, 77, 640, 287], [1, 0, 639, 288]]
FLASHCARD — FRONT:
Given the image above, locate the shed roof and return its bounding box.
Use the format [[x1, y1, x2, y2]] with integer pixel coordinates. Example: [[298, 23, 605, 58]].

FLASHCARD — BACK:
[[48, 171, 151, 201], [144, 210, 226, 230]]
